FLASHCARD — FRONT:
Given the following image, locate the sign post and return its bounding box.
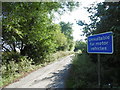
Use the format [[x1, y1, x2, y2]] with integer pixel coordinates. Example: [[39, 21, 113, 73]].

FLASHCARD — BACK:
[[87, 32, 113, 88], [98, 54, 101, 88]]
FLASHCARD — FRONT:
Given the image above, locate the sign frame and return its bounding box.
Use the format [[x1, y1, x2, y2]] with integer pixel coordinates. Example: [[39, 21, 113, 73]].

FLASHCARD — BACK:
[[87, 31, 114, 54]]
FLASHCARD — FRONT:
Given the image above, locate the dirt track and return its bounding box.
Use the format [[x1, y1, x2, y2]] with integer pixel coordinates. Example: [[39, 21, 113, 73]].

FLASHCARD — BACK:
[[5, 54, 74, 88]]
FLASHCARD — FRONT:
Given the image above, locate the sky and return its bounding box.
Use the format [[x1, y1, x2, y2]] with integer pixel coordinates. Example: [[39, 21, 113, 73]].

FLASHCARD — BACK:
[[54, 0, 105, 41]]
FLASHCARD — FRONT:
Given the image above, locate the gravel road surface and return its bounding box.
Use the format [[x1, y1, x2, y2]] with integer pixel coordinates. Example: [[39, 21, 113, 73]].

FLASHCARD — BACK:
[[5, 54, 74, 88]]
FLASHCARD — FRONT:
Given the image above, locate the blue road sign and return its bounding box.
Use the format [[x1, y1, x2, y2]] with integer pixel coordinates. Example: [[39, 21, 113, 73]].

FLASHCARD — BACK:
[[87, 32, 113, 54]]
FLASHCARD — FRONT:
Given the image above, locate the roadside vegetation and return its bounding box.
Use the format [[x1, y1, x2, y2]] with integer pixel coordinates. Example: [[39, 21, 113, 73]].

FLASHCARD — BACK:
[[66, 41, 99, 88], [1, 2, 79, 87], [2, 1, 120, 88], [1, 51, 74, 87], [66, 53, 98, 88], [66, 2, 120, 88]]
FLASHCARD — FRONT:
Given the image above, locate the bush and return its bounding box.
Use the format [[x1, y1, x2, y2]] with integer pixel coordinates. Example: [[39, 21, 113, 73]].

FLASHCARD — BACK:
[[1, 51, 73, 87], [66, 53, 98, 88], [2, 51, 21, 64], [1, 52, 35, 87], [52, 51, 74, 60]]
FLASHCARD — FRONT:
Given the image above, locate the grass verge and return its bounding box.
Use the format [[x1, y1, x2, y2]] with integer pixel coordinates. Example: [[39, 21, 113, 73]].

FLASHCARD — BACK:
[[66, 53, 98, 88], [1, 51, 74, 88]]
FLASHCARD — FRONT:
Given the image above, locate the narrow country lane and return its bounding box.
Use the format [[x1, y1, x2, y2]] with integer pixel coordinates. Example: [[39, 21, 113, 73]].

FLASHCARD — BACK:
[[4, 54, 74, 88]]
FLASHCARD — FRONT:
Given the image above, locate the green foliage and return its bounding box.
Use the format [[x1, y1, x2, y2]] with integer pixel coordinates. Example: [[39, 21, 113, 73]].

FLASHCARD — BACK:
[[2, 52, 35, 73], [1, 52, 35, 87], [77, 2, 120, 87], [43, 51, 74, 65], [74, 40, 87, 52], [1, 2, 79, 87], [66, 53, 98, 88], [2, 2, 78, 63], [2, 51, 21, 63], [51, 24, 67, 48], [1, 51, 74, 87], [52, 51, 74, 60], [59, 22, 73, 39], [59, 21, 75, 51]]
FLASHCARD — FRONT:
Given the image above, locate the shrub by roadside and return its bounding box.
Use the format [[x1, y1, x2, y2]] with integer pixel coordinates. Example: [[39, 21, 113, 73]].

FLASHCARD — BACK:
[[1, 52, 35, 87], [1, 51, 74, 87], [66, 53, 98, 88]]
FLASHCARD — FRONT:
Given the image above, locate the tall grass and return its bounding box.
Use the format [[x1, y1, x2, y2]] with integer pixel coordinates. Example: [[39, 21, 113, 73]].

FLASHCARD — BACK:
[[52, 51, 74, 60], [66, 53, 98, 88], [1, 56, 35, 87], [1, 51, 74, 87]]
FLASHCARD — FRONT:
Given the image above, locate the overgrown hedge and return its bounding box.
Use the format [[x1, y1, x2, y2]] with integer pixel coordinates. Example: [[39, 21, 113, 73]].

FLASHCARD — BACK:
[[1, 51, 74, 87], [1, 52, 35, 87], [66, 53, 120, 88], [66, 53, 98, 88]]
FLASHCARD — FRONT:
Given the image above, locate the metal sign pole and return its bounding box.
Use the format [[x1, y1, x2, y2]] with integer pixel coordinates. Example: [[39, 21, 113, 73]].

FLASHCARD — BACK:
[[87, 32, 113, 88], [98, 54, 101, 88]]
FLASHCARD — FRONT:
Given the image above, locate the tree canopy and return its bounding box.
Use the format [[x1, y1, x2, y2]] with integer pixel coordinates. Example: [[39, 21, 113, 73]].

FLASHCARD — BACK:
[[2, 2, 79, 63], [59, 21, 75, 51], [77, 2, 120, 87]]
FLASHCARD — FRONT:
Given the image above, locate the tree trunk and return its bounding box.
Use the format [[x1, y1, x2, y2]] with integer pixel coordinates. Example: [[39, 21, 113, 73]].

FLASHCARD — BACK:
[[13, 42, 16, 52]]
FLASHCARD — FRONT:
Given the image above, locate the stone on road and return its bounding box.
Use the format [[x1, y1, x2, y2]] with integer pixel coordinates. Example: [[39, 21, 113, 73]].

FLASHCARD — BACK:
[[5, 54, 74, 88]]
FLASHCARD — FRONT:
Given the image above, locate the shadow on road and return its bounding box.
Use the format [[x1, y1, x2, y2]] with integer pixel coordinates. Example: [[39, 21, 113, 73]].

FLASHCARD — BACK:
[[45, 64, 72, 88]]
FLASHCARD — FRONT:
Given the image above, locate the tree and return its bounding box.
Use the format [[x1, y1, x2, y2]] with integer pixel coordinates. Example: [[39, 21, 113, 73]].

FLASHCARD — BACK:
[[2, 2, 79, 63], [59, 21, 74, 51], [77, 2, 120, 87], [74, 40, 87, 53]]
